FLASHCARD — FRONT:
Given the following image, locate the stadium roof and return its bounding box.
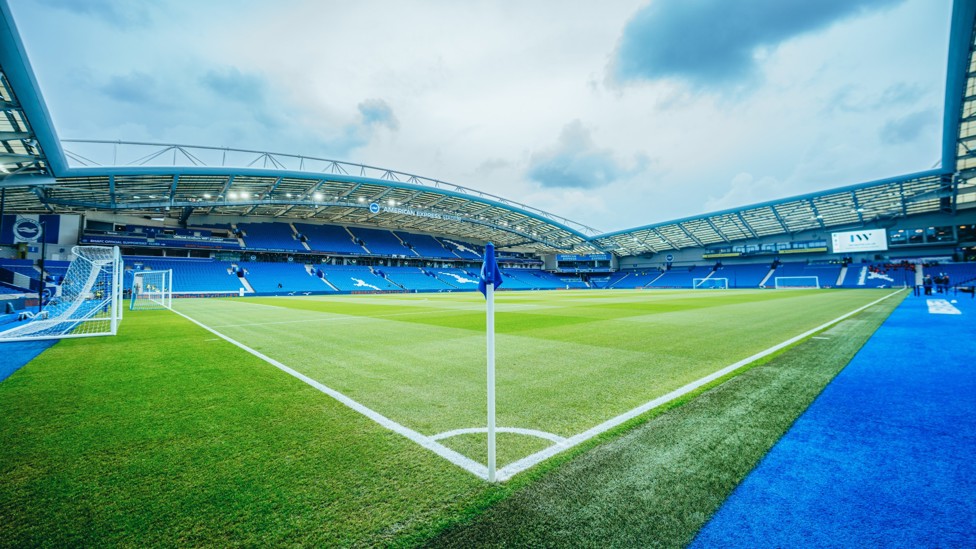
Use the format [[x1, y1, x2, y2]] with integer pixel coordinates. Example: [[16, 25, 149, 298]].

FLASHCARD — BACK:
[[1, 0, 975, 257]]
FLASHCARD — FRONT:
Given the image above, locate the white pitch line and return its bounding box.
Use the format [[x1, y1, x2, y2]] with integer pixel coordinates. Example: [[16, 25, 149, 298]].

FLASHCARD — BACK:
[[494, 289, 904, 481], [168, 307, 490, 480], [812, 336, 830, 340], [168, 289, 902, 483], [432, 426, 567, 444]]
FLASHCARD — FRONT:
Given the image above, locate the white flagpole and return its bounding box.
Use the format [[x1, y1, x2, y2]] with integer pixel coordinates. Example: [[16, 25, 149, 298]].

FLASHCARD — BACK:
[[486, 281, 496, 482]]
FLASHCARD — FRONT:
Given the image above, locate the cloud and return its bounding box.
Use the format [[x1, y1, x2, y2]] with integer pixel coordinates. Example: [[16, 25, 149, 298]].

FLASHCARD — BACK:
[[704, 172, 784, 212], [609, 0, 904, 89], [879, 108, 939, 145], [474, 158, 511, 175], [100, 71, 167, 107], [829, 81, 927, 113], [200, 68, 269, 104], [527, 120, 648, 189], [37, 0, 153, 28], [357, 99, 399, 131]]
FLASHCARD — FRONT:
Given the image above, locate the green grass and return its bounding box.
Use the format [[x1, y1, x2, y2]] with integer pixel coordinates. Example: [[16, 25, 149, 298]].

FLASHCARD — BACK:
[[174, 289, 895, 463], [0, 289, 903, 546], [428, 292, 904, 547]]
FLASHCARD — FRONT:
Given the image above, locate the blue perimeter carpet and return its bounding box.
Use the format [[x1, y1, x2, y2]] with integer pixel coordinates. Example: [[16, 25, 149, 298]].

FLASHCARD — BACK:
[[0, 340, 56, 382], [692, 292, 976, 548]]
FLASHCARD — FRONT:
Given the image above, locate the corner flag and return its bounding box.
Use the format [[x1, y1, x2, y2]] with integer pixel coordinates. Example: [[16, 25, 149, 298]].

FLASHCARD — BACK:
[[480, 242, 502, 482], [478, 242, 503, 297]]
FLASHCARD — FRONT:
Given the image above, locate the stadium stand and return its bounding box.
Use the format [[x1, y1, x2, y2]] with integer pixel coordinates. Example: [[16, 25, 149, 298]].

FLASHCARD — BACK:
[[347, 227, 414, 256], [431, 268, 481, 290], [647, 266, 714, 288], [440, 239, 482, 260], [238, 261, 335, 293], [294, 223, 369, 255], [925, 262, 976, 286], [317, 264, 401, 292], [843, 262, 914, 288], [377, 266, 455, 291], [606, 269, 663, 288], [394, 232, 457, 259], [0, 259, 38, 277], [125, 257, 245, 293], [714, 263, 773, 288], [238, 222, 307, 252], [554, 274, 589, 288], [497, 269, 564, 290]]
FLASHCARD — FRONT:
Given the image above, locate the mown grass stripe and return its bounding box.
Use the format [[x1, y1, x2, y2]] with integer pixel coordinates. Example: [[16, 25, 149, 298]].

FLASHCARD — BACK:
[[167, 306, 490, 480]]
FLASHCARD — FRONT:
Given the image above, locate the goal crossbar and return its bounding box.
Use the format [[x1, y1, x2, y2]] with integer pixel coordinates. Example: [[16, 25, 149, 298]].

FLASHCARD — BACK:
[[693, 277, 728, 289], [130, 269, 173, 310], [773, 276, 820, 289]]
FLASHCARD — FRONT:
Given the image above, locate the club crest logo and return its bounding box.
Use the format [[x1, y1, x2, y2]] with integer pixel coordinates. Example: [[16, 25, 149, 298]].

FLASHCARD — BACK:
[[13, 218, 42, 242]]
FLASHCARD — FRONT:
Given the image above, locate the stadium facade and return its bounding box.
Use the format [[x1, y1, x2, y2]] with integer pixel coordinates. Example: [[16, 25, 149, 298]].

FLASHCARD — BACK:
[[1, 0, 976, 294]]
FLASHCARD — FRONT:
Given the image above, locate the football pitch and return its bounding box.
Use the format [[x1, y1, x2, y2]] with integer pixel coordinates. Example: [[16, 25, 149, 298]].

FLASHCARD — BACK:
[[171, 288, 899, 478], [1, 287, 905, 546]]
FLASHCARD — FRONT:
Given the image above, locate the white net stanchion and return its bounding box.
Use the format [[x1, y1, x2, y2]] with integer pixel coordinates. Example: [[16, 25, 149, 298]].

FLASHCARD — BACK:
[[0, 246, 123, 341], [130, 270, 173, 310]]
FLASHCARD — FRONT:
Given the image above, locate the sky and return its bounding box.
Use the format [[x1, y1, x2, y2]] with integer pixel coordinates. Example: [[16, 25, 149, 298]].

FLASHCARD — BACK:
[[8, 0, 953, 233]]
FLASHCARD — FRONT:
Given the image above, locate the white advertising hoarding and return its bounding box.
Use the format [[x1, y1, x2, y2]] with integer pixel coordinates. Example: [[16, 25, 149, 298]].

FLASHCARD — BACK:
[[831, 228, 889, 253]]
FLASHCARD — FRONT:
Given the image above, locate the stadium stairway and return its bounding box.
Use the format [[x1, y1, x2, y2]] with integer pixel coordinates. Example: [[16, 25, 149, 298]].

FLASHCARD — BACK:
[[691, 293, 976, 547]]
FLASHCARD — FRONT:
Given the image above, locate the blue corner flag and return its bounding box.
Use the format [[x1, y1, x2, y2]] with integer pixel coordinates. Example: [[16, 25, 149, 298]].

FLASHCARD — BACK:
[[478, 242, 503, 298]]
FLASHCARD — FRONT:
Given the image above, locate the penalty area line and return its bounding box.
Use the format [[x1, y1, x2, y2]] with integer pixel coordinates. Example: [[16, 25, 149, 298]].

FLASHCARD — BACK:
[[167, 307, 490, 480], [494, 289, 904, 481]]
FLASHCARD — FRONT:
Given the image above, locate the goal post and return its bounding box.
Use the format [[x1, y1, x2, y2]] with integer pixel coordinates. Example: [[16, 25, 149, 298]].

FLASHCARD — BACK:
[[0, 246, 123, 341], [693, 277, 728, 289], [130, 269, 173, 310], [773, 276, 820, 289]]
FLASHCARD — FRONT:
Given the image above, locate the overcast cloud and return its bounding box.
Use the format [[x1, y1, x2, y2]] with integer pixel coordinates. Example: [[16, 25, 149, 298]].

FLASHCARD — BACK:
[[8, 0, 951, 233]]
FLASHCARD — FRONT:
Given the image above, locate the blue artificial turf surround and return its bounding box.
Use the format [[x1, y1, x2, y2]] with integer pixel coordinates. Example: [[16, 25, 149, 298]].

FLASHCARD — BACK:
[[0, 340, 56, 382], [692, 293, 976, 547]]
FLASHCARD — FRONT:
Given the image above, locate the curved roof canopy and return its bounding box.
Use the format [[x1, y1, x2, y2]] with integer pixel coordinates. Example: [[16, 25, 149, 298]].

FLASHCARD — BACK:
[[1, 0, 975, 258]]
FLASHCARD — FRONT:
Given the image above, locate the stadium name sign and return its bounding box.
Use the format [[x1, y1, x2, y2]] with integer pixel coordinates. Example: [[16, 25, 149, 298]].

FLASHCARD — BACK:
[[383, 206, 462, 222]]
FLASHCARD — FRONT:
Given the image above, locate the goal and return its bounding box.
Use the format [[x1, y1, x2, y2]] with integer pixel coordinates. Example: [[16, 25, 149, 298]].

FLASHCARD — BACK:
[[0, 246, 123, 341], [773, 276, 820, 289], [693, 277, 728, 289], [130, 269, 173, 310]]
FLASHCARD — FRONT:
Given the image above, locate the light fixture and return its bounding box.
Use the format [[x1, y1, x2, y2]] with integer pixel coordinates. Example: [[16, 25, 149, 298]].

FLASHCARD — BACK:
[[313, 192, 324, 201], [358, 197, 365, 202], [203, 193, 212, 199], [228, 192, 238, 199]]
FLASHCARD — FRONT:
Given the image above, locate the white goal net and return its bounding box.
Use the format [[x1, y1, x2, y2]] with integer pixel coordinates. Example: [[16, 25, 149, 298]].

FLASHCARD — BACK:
[[693, 277, 728, 289], [130, 270, 173, 310], [0, 246, 123, 341], [773, 276, 820, 289]]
